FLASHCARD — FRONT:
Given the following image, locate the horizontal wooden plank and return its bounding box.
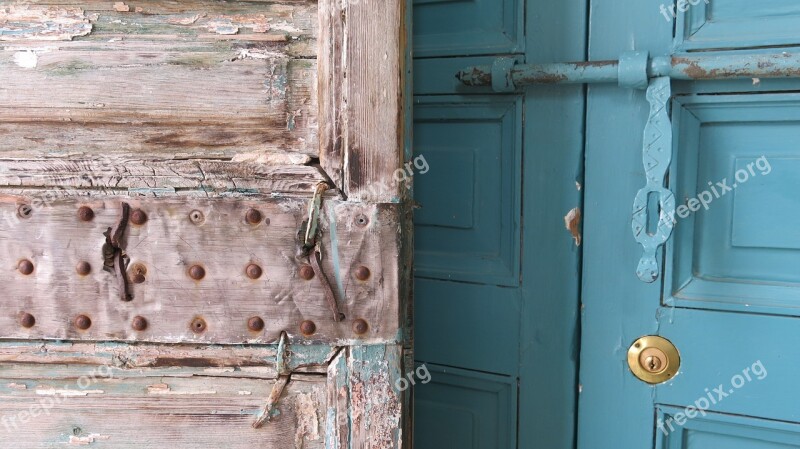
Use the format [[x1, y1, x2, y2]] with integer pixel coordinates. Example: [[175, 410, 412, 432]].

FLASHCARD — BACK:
[[0, 341, 337, 373], [0, 363, 326, 448], [0, 1, 318, 157], [0, 196, 402, 345], [0, 157, 328, 197]]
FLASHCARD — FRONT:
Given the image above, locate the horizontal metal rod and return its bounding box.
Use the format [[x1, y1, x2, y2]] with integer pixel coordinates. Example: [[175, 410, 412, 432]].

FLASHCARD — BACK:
[[456, 53, 800, 87]]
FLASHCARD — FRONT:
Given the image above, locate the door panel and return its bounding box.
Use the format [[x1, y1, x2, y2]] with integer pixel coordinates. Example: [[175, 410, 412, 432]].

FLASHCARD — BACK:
[[677, 0, 800, 51], [657, 407, 800, 449], [668, 94, 800, 315], [414, 96, 522, 286], [415, 364, 516, 449], [412, 0, 523, 57]]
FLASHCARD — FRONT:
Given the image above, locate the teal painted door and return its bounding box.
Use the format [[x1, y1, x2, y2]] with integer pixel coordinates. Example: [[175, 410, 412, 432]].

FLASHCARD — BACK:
[[580, 0, 800, 447], [413, 0, 585, 448]]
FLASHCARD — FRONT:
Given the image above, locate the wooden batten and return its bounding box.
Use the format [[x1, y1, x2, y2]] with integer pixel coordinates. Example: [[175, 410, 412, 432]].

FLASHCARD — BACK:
[[318, 0, 408, 202]]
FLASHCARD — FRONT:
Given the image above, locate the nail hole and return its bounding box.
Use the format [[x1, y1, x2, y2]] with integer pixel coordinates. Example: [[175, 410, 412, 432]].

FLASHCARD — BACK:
[[355, 214, 369, 227], [18, 204, 32, 219]]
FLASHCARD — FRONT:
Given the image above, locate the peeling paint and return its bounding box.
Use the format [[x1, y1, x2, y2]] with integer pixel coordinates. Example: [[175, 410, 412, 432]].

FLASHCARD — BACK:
[[146, 383, 216, 395], [12, 50, 38, 68], [0, 6, 92, 41], [68, 433, 110, 445], [113, 2, 130, 12], [564, 207, 582, 246], [294, 392, 321, 449], [36, 388, 104, 397]]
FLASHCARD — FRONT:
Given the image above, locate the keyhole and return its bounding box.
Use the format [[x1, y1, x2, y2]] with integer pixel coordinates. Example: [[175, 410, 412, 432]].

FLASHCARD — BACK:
[[645, 355, 662, 372]]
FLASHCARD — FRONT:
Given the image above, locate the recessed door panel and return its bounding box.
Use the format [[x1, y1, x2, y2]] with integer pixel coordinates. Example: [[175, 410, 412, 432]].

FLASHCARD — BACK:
[[667, 94, 800, 315]]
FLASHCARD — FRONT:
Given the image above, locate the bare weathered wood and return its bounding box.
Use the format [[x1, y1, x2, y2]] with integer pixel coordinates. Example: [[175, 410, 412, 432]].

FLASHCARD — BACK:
[[0, 341, 336, 374], [0, 1, 318, 157], [0, 157, 329, 197], [0, 363, 326, 448], [0, 196, 402, 345], [318, 0, 408, 201]]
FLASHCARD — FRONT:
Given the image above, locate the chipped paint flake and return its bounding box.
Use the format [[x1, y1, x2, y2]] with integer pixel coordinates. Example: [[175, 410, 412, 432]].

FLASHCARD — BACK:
[[564, 207, 582, 246], [68, 433, 111, 445], [113, 2, 130, 12], [36, 388, 104, 397], [0, 5, 93, 41], [7, 382, 27, 390], [206, 19, 239, 35], [146, 383, 216, 395], [13, 50, 38, 68]]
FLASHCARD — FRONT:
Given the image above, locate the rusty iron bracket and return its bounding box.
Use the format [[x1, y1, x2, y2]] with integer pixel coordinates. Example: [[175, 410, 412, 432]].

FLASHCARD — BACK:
[[297, 183, 343, 322], [102, 202, 132, 301], [253, 331, 291, 428]]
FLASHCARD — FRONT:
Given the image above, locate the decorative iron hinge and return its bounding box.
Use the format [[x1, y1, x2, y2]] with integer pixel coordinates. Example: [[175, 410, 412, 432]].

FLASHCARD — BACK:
[[457, 51, 800, 282]]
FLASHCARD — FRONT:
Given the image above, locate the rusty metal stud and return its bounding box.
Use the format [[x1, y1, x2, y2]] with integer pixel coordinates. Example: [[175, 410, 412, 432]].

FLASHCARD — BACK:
[[245, 208, 262, 225], [74, 315, 92, 330], [76, 261, 92, 276], [298, 264, 315, 280], [130, 263, 147, 283], [246, 263, 263, 280], [352, 319, 369, 335], [19, 313, 35, 329], [131, 316, 148, 331], [17, 204, 32, 219], [18, 259, 34, 275], [77, 206, 94, 222], [300, 320, 316, 336], [189, 210, 205, 224], [188, 265, 206, 280], [190, 317, 207, 334], [354, 266, 371, 281], [130, 209, 147, 225], [247, 316, 265, 332]]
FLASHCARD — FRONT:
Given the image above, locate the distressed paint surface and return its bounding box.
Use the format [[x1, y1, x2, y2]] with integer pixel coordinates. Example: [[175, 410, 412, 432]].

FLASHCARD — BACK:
[[0, 0, 317, 158]]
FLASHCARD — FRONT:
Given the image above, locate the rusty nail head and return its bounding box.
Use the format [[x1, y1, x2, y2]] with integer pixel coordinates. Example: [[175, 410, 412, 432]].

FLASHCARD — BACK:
[[299, 264, 315, 280], [300, 320, 316, 336], [132, 316, 148, 331], [246, 263, 263, 280], [248, 316, 265, 332], [352, 319, 369, 335], [245, 208, 262, 225], [189, 210, 204, 224], [17, 204, 32, 219], [74, 315, 92, 330], [76, 261, 92, 276], [130, 209, 147, 225], [77, 206, 94, 222], [355, 266, 371, 281], [20, 313, 35, 329], [130, 263, 147, 283], [131, 273, 146, 284], [191, 317, 207, 334], [18, 259, 34, 275], [188, 265, 206, 280]]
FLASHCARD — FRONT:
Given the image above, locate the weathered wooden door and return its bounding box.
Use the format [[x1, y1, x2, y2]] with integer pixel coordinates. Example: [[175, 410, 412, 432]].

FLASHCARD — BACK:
[[580, 0, 800, 447], [0, 1, 411, 447]]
